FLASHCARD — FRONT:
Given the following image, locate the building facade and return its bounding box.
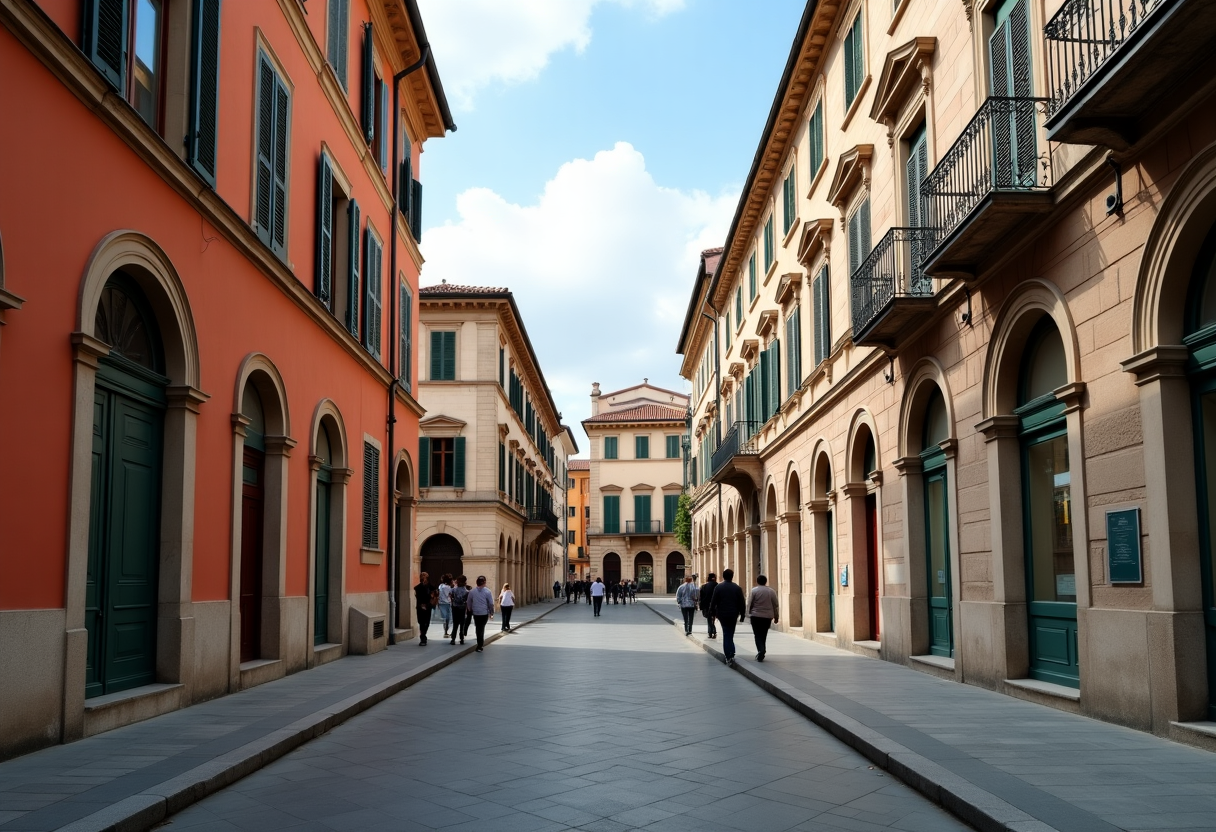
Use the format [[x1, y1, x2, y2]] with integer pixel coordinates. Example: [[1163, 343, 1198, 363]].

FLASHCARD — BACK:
[[584, 382, 690, 593], [0, 0, 452, 759], [678, 0, 1216, 742], [416, 284, 574, 603], [567, 459, 591, 579]]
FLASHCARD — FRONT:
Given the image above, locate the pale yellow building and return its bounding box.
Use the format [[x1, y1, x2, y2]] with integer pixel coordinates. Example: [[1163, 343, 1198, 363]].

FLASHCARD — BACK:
[[416, 284, 575, 604], [566, 460, 591, 579], [678, 0, 1216, 743], [584, 382, 690, 593]]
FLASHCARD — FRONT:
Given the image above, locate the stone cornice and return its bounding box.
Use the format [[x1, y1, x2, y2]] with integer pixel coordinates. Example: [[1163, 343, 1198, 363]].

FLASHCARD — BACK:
[[1121, 345, 1189, 386], [869, 37, 936, 139]]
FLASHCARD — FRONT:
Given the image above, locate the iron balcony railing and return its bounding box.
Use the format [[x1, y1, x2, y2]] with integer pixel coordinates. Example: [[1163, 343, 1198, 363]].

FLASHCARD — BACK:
[[626, 520, 662, 534], [710, 421, 762, 479], [526, 506, 559, 534], [1045, 0, 1165, 118], [924, 97, 1052, 246], [850, 227, 938, 339]]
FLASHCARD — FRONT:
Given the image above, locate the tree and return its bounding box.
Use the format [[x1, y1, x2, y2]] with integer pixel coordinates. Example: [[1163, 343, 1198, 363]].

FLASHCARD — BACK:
[[674, 491, 692, 549]]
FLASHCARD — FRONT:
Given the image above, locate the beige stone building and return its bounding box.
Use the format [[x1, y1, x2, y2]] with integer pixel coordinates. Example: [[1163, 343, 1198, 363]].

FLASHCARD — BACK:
[[567, 460, 592, 579], [678, 0, 1216, 743], [584, 383, 690, 593], [416, 284, 575, 603]]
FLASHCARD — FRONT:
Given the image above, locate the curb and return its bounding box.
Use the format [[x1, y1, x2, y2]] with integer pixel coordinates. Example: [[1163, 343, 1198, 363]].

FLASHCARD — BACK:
[[641, 601, 1056, 832], [58, 602, 565, 832]]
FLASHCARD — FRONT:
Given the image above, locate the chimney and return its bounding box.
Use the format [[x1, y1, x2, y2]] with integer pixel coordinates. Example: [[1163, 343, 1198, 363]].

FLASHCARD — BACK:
[[590, 382, 601, 416]]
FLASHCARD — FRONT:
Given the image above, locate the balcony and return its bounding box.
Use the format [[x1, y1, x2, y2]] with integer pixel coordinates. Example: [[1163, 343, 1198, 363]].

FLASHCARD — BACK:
[[1045, 0, 1215, 149], [922, 97, 1054, 277], [524, 506, 560, 546], [625, 520, 662, 535], [851, 227, 939, 348], [709, 421, 763, 493]]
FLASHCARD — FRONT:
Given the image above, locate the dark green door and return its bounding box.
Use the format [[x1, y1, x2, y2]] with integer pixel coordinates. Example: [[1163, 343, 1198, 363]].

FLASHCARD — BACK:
[[827, 510, 835, 632], [314, 471, 331, 646], [1189, 375, 1216, 720], [86, 361, 165, 698], [924, 462, 953, 657]]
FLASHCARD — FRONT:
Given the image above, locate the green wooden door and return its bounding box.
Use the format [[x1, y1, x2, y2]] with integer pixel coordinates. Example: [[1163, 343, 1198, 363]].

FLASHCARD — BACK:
[[1189, 374, 1216, 720], [85, 361, 165, 698], [924, 460, 953, 657], [314, 472, 331, 646], [827, 510, 835, 632]]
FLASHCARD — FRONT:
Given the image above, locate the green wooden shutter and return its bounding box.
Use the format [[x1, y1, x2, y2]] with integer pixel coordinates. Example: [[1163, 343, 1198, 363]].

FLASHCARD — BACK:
[[346, 199, 360, 336], [254, 56, 275, 248], [187, 0, 222, 187], [499, 347, 504, 387], [430, 330, 443, 380], [363, 230, 382, 357], [84, 0, 128, 90], [315, 154, 333, 306], [770, 339, 781, 413], [453, 437, 466, 489], [604, 496, 619, 534], [327, 0, 348, 88], [442, 331, 456, 379], [399, 283, 412, 387], [498, 442, 505, 492], [635, 495, 650, 530], [851, 14, 864, 101], [860, 198, 871, 257], [410, 179, 423, 240], [809, 102, 823, 177], [843, 21, 857, 108], [271, 74, 290, 255], [399, 153, 413, 221], [749, 254, 757, 299], [418, 437, 430, 488], [664, 494, 678, 532], [378, 81, 389, 171], [361, 23, 375, 143], [362, 442, 379, 547]]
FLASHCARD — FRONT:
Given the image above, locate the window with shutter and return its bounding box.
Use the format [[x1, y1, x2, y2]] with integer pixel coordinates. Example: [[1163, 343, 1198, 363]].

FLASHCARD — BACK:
[[735, 287, 743, 323], [315, 155, 334, 306], [769, 340, 781, 416], [188, 0, 222, 187], [635, 435, 649, 459], [453, 437, 466, 489], [783, 167, 797, 236], [418, 436, 430, 487], [499, 442, 505, 492], [410, 179, 423, 240], [749, 254, 757, 300], [725, 312, 731, 350], [764, 217, 775, 272], [664, 494, 679, 532], [844, 12, 864, 110], [345, 199, 360, 336], [362, 442, 380, 548], [377, 78, 389, 173], [786, 307, 802, 393], [363, 229, 382, 358], [813, 268, 830, 365], [399, 281, 412, 388], [326, 0, 349, 89], [429, 331, 456, 380], [989, 0, 1035, 187], [604, 437, 618, 460], [254, 53, 290, 258], [666, 435, 680, 459], [361, 24, 375, 144], [848, 198, 871, 276], [634, 495, 651, 530], [604, 496, 620, 534], [399, 154, 412, 221], [808, 101, 824, 181], [84, 0, 128, 90]]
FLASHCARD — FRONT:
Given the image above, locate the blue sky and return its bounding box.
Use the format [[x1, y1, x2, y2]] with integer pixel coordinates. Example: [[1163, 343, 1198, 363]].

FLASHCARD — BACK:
[[416, 0, 806, 452]]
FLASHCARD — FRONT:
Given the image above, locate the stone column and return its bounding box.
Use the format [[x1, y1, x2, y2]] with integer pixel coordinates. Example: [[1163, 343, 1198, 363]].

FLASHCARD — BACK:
[[780, 511, 803, 628]]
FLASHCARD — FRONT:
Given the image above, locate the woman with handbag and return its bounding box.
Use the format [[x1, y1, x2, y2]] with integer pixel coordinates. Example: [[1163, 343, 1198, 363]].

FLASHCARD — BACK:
[[498, 582, 516, 631]]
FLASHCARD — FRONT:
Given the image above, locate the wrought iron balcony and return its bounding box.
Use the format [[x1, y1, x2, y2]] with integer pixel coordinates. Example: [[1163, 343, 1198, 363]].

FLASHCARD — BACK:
[[922, 97, 1053, 276], [1045, 0, 1212, 148], [851, 227, 939, 348], [709, 420, 762, 485], [625, 520, 662, 534], [526, 506, 559, 535]]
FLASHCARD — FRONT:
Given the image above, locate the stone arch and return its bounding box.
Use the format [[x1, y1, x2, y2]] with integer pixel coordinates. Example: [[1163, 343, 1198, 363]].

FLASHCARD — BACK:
[[846, 409, 882, 484], [785, 467, 805, 627], [1132, 140, 1216, 354], [809, 441, 837, 635], [392, 448, 417, 629], [899, 358, 956, 459], [308, 400, 350, 656], [63, 231, 206, 734], [810, 440, 835, 499], [982, 279, 1081, 420], [233, 354, 291, 438], [763, 481, 779, 586]]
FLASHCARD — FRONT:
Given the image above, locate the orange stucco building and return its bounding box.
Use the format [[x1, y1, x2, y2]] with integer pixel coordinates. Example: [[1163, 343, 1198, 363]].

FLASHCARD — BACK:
[[0, 0, 452, 759]]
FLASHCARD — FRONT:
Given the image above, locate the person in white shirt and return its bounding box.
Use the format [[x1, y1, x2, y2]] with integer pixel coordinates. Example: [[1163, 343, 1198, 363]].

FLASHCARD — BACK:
[[675, 575, 700, 635], [436, 574, 453, 639], [748, 574, 780, 662], [467, 576, 496, 652], [589, 577, 606, 616], [498, 583, 516, 632]]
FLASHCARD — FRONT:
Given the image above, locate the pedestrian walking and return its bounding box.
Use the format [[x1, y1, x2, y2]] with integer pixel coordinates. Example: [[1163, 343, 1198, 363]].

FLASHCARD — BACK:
[[748, 574, 780, 661], [499, 583, 516, 631], [553, 580, 561, 599], [709, 568, 746, 666], [676, 575, 699, 635], [449, 575, 470, 645], [590, 577, 606, 616], [436, 574, 453, 639], [586, 579, 593, 605], [610, 581, 620, 605], [573, 581, 583, 604], [413, 572, 432, 646], [565, 580, 574, 604], [468, 576, 495, 651], [630, 580, 638, 602], [699, 572, 719, 638]]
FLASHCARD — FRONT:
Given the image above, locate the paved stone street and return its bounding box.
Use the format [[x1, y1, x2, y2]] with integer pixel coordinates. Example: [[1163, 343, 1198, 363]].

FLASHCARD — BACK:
[[163, 601, 971, 832]]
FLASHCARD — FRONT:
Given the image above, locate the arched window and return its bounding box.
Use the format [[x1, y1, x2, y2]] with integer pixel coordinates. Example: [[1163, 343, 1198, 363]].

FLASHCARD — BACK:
[[95, 272, 163, 372]]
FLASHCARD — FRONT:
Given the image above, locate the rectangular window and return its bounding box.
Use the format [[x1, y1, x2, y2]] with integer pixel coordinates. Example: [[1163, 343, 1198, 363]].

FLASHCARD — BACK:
[[604, 436, 618, 459], [735, 286, 743, 324], [763, 216, 775, 273], [635, 435, 649, 459], [664, 494, 679, 533], [568, 477, 575, 488], [844, 12, 864, 111], [499, 347, 505, 388], [568, 506, 576, 518], [361, 23, 375, 144], [634, 494, 651, 530], [808, 101, 824, 184], [603, 495, 620, 534], [315, 154, 336, 309], [813, 266, 831, 365], [783, 166, 797, 236], [786, 306, 802, 394], [567, 530, 576, 544], [848, 197, 872, 276], [725, 312, 732, 350], [429, 330, 456, 380], [326, 0, 350, 89], [399, 281, 412, 390], [426, 436, 465, 487], [254, 52, 290, 258], [187, 0, 222, 186], [748, 253, 757, 300], [361, 441, 379, 548], [499, 442, 506, 492], [363, 228, 383, 358], [666, 435, 680, 459]]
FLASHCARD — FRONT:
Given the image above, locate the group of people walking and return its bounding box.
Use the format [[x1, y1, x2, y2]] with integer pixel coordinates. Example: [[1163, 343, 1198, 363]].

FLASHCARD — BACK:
[[413, 573, 516, 653], [677, 570, 778, 666], [564, 578, 637, 607]]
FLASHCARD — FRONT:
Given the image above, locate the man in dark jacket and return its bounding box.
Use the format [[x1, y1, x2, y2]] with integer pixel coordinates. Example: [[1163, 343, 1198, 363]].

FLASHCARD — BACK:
[[708, 569, 746, 665], [413, 572, 432, 646], [699, 573, 719, 638]]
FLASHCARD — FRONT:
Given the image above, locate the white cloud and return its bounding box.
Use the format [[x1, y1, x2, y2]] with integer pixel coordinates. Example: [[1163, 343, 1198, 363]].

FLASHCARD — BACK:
[[418, 0, 685, 110], [420, 142, 736, 447]]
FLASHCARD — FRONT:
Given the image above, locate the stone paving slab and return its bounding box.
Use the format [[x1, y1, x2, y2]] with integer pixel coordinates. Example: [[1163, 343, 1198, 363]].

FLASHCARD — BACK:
[[643, 598, 1216, 832], [0, 601, 562, 832]]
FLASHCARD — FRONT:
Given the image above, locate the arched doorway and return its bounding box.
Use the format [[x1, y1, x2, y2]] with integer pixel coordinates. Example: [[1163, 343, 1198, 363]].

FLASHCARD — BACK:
[[604, 552, 621, 587], [922, 389, 952, 657], [635, 552, 654, 592], [314, 422, 334, 646], [665, 552, 684, 593], [85, 273, 166, 697], [785, 471, 803, 628], [420, 534, 463, 588], [812, 451, 835, 634], [239, 383, 266, 662]]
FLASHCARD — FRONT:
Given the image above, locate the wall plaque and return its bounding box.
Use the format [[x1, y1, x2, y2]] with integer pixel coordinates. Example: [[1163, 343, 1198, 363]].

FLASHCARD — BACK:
[[1106, 508, 1142, 584]]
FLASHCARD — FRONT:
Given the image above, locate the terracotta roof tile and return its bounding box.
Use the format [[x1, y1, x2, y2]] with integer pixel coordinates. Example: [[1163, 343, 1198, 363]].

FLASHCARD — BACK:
[[568, 459, 590, 471], [419, 283, 508, 295], [583, 404, 687, 424]]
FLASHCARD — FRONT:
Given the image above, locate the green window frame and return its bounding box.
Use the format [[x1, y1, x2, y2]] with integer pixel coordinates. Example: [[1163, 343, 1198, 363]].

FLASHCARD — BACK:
[[362, 228, 383, 358], [843, 11, 864, 112], [604, 436, 618, 460], [664, 494, 679, 533], [786, 306, 802, 394], [848, 197, 872, 276], [361, 441, 379, 548], [429, 330, 456, 380], [808, 100, 824, 183], [254, 51, 290, 258], [634, 494, 652, 531], [749, 253, 757, 300], [725, 312, 732, 350], [782, 166, 797, 236], [813, 266, 830, 365], [635, 435, 649, 459], [603, 495, 620, 534], [326, 0, 349, 89], [399, 281, 412, 391], [763, 216, 775, 273], [665, 435, 680, 459], [735, 286, 743, 324]]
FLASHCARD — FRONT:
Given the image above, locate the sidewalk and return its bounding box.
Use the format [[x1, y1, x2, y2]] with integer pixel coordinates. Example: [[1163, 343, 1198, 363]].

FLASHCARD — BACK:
[[644, 599, 1216, 832], [0, 601, 562, 832]]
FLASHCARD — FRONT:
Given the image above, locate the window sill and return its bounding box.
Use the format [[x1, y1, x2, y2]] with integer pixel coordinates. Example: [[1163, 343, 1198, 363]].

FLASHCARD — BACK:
[[763, 258, 779, 287], [805, 157, 829, 202], [887, 0, 912, 34], [840, 75, 872, 132], [360, 547, 385, 565], [782, 217, 800, 249]]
